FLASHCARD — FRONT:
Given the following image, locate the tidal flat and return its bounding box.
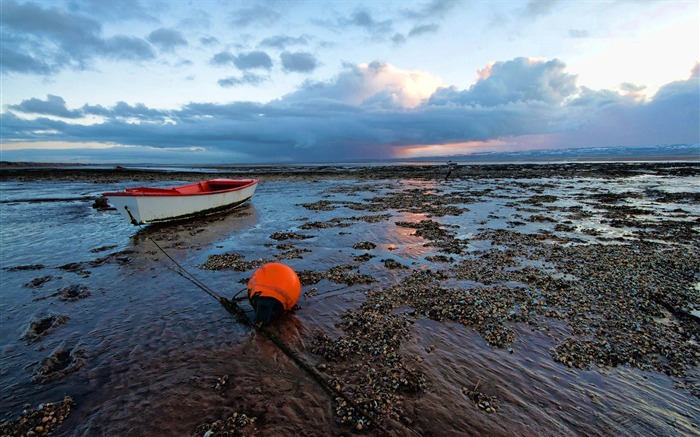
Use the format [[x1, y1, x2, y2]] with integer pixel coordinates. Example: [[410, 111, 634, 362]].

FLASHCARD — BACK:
[[1, 162, 699, 436]]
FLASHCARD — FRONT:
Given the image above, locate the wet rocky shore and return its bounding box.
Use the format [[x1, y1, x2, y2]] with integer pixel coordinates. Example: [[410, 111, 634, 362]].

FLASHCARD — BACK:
[[1, 161, 699, 436], [2, 160, 699, 183]]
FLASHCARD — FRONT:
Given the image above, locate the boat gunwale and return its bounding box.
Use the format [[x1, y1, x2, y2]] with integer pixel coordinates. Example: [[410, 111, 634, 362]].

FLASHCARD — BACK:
[[102, 178, 259, 197]]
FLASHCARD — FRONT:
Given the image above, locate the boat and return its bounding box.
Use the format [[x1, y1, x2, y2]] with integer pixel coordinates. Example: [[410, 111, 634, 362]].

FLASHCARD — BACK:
[[103, 178, 259, 225]]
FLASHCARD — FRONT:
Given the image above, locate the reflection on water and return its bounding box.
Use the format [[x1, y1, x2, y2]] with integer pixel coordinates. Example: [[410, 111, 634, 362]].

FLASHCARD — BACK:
[[1, 174, 699, 436]]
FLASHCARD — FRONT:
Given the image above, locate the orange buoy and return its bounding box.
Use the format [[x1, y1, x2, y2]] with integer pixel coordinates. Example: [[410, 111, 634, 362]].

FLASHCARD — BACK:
[[247, 263, 301, 325]]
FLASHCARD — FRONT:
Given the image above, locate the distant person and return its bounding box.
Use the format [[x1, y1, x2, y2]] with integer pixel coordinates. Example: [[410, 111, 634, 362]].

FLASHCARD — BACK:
[[445, 161, 459, 180]]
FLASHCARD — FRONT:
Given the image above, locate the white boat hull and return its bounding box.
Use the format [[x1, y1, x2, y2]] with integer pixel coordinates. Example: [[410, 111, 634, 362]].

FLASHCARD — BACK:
[[106, 180, 257, 225]]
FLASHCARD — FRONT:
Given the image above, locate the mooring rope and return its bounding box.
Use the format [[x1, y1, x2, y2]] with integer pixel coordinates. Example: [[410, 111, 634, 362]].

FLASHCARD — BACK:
[[123, 207, 406, 435]]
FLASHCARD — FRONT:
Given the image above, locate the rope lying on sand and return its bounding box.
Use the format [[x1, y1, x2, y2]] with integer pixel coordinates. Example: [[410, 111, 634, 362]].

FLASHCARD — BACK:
[[130, 212, 412, 436]]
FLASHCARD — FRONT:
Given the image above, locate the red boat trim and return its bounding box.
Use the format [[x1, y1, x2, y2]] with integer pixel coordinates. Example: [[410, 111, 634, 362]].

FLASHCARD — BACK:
[[103, 179, 258, 197]]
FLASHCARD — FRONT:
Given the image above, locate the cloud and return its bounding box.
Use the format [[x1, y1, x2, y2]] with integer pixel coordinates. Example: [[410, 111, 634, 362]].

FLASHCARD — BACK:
[[429, 57, 578, 106], [280, 51, 318, 73], [233, 51, 273, 70], [393, 0, 459, 44], [8, 95, 82, 119], [211, 51, 236, 66], [522, 0, 560, 18], [408, 23, 440, 37], [211, 50, 272, 71], [103, 35, 156, 61], [401, 0, 462, 20], [230, 4, 281, 27], [0, 38, 54, 74], [284, 61, 443, 108], [392, 23, 440, 46], [0, 0, 155, 74], [546, 74, 700, 148], [200, 36, 220, 46], [178, 9, 211, 29], [568, 29, 589, 38], [337, 9, 394, 37], [2, 58, 698, 163], [391, 33, 407, 45], [618, 82, 647, 99], [218, 73, 268, 88], [75, 101, 173, 123], [147, 28, 188, 52], [260, 35, 309, 49], [65, 0, 157, 22]]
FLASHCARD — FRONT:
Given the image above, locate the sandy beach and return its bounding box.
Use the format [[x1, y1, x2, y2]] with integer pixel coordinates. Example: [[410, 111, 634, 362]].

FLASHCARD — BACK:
[[1, 162, 699, 436]]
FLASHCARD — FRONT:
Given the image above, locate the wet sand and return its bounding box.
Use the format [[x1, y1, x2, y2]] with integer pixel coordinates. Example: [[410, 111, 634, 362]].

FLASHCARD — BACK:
[[1, 162, 699, 436]]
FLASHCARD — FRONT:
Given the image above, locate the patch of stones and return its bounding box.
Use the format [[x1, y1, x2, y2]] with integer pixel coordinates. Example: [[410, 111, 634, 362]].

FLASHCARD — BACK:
[[199, 254, 273, 272], [194, 411, 257, 436], [462, 381, 498, 413], [353, 253, 375, 263], [306, 227, 699, 432], [0, 396, 73, 437], [471, 230, 700, 381], [381, 259, 408, 270], [395, 220, 467, 255], [299, 214, 391, 230], [352, 241, 376, 251], [269, 232, 313, 241], [298, 265, 376, 287], [311, 299, 423, 429]]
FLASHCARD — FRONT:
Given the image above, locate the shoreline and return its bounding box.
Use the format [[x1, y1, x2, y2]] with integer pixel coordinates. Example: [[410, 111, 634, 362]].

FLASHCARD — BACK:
[[1, 161, 699, 435], [2, 161, 700, 183]]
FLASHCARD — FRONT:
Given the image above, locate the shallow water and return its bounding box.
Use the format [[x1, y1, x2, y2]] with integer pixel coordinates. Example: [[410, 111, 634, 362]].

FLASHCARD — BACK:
[[1, 172, 699, 435]]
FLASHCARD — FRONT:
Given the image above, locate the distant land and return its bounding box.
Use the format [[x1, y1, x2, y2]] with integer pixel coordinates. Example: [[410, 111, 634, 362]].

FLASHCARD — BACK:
[[412, 143, 699, 163], [1, 143, 697, 167]]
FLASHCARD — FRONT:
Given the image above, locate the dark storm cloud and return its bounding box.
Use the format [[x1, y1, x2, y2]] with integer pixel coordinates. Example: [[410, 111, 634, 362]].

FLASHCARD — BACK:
[[0, 0, 155, 75], [280, 51, 318, 73], [551, 74, 700, 148], [3, 58, 698, 163], [147, 28, 188, 52]]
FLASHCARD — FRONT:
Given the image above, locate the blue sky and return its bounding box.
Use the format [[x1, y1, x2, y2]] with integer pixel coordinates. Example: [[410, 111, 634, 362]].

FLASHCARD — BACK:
[[1, 0, 698, 164]]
